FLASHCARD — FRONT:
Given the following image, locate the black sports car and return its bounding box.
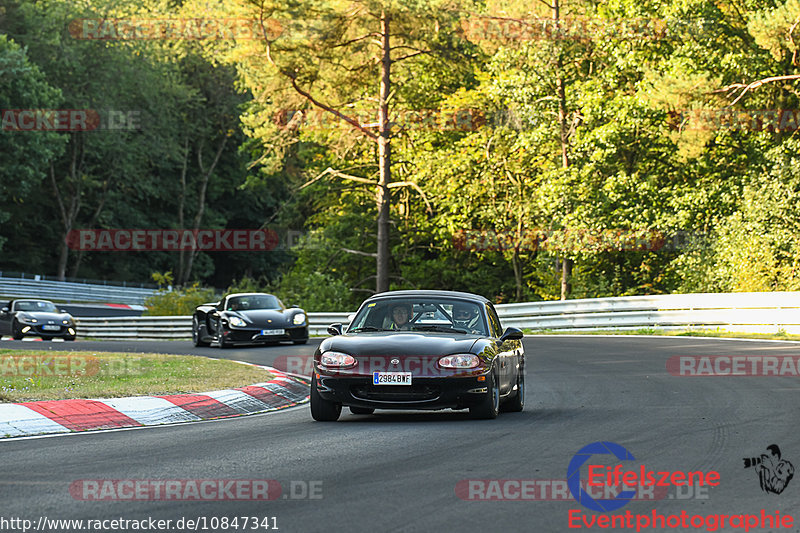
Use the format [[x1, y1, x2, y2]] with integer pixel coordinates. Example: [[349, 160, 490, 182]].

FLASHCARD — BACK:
[[192, 292, 309, 348], [311, 290, 524, 421], [0, 299, 77, 341]]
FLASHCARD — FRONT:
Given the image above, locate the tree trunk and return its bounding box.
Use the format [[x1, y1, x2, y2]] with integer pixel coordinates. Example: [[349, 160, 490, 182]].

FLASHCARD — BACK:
[[560, 258, 572, 300], [52, 137, 83, 281], [512, 248, 522, 301], [177, 138, 189, 284], [376, 10, 392, 293], [69, 178, 109, 278], [180, 136, 227, 286], [553, 0, 572, 300]]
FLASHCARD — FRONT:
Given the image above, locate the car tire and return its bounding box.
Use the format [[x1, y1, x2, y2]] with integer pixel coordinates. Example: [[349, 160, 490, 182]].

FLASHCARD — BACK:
[[215, 323, 232, 349], [311, 374, 341, 421], [192, 316, 210, 347], [501, 365, 524, 413], [470, 368, 500, 420], [293, 339, 308, 345], [11, 319, 24, 341], [349, 406, 374, 415]]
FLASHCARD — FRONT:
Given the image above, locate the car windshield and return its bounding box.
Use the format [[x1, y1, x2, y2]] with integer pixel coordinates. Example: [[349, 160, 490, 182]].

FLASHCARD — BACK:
[[348, 298, 487, 336], [226, 294, 282, 311], [14, 300, 59, 313]]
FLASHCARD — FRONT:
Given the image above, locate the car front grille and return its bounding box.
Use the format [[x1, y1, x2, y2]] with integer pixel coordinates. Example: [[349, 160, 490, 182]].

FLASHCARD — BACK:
[[350, 384, 441, 403]]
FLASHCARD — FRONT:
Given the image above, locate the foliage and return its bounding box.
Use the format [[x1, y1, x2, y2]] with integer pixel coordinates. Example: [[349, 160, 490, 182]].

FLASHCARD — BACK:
[[143, 284, 219, 316], [3, 0, 800, 306]]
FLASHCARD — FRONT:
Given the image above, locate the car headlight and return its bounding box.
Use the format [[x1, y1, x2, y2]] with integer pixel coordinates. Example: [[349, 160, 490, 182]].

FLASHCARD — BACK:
[[438, 354, 480, 369], [62, 319, 72, 325], [18, 314, 37, 324], [320, 351, 356, 368], [228, 316, 247, 328], [293, 313, 306, 325]]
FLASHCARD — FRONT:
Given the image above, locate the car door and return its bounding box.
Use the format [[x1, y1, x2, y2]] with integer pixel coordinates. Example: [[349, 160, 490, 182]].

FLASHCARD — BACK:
[[486, 303, 512, 393], [208, 298, 226, 334]]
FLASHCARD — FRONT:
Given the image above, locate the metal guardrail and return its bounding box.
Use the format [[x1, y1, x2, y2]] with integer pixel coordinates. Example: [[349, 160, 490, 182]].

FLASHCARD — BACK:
[[75, 317, 193, 340], [0, 276, 157, 306], [71, 291, 800, 341], [495, 291, 800, 334], [75, 314, 349, 340]]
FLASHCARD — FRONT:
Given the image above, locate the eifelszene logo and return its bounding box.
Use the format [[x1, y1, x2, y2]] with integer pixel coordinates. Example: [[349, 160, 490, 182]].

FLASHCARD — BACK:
[[567, 441, 721, 512], [744, 444, 794, 495], [567, 441, 637, 512]]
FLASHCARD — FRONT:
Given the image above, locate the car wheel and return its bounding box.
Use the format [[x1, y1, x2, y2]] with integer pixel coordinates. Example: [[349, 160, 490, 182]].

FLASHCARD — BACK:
[[470, 368, 499, 420], [11, 319, 24, 340], [192, 316, 210, 347], [349, 406, 374, 415], [310, 374, 341, 421], [501, 365, 524, 413], [293, 339, 308, 345], [215, 323, 231, 349]]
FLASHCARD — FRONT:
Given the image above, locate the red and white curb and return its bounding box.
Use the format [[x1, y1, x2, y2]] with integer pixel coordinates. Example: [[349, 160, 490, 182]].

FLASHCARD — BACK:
[[0, 368, 309, 439], [0, 337, 64, 341]]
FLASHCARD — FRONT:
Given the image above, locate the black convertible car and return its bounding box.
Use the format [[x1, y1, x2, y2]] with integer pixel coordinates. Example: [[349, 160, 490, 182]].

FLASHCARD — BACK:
[[311, 290, 524, 421], [192, 292, 308, 348], [0, 299, 77, 341]]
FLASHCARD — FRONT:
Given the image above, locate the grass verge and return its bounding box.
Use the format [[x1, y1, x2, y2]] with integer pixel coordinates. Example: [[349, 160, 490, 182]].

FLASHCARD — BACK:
[[0, 350, 273, 403], [523, 328, 800, 342]]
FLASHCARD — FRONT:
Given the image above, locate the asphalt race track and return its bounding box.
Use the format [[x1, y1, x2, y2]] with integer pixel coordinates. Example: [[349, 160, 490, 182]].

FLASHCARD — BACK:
[[1, 336, 799, 532]]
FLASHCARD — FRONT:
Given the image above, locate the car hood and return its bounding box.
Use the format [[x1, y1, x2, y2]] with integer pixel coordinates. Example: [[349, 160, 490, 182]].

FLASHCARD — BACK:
[[19, 311, 71, 321], [235, 309, 292, 324], [320, 332, 480, 356]]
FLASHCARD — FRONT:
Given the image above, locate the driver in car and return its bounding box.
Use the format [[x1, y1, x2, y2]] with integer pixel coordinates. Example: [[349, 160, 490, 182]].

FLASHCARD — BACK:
[[388, 303, 412, 330], [453, 304, 479, 332]]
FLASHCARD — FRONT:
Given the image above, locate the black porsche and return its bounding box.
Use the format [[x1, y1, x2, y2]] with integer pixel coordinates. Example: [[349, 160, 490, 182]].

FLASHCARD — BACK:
[[0, 299, 77, 341], [192, 292, 309, 348], [311, 290, 525, 421]]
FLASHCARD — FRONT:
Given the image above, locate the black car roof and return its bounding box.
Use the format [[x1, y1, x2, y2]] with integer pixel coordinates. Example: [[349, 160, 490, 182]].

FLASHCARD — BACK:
[[363, 290, 490, 304]]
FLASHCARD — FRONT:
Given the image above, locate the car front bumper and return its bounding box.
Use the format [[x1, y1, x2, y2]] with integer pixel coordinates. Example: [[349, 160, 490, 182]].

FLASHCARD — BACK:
[[17, 323, 76, 339], [314, 373, 491, 410], [222, 325, 308, 344]]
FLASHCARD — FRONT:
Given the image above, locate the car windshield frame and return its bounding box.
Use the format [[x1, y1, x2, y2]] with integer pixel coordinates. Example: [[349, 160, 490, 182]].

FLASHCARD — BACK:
[[14, 300, 59, 313], [347, 297, 488, 336], [225, 294, 283, 312]]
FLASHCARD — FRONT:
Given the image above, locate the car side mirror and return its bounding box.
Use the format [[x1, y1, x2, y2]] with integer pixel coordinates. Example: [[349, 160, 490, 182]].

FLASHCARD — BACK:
[[327, 323, 343, 336], [499, 327, 523, 342], [290, 304, 299, 308], [0, 307, 7, 314]]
